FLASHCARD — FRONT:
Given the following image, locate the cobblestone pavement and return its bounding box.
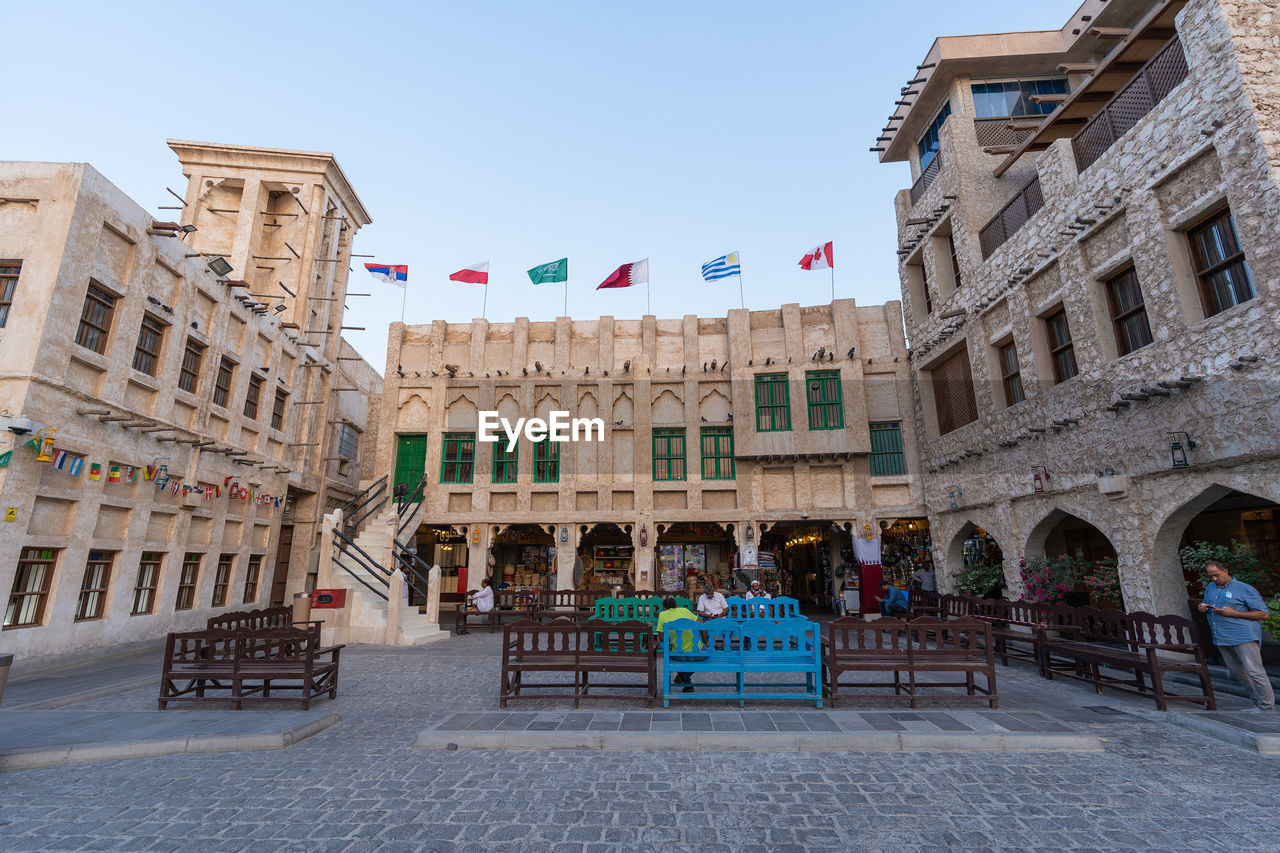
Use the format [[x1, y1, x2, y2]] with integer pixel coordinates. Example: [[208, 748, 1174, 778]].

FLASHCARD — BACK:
[[2, 634, 1278, 852]]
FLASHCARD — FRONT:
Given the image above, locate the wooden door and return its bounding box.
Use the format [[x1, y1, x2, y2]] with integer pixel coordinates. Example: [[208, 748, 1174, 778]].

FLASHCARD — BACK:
[[394, 434, 428, 502], [269, 524, 293, 606]]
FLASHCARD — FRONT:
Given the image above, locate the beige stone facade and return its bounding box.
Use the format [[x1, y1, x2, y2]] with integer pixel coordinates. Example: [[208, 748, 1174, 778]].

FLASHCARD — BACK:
[[0, 143, 380, 666], [371, 301, 925, 602], [880, 0, 1280, 613]]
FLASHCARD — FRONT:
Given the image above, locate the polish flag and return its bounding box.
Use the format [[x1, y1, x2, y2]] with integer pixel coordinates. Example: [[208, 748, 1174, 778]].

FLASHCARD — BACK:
[[449, 262, 489, 285], [798, 242, 834, 271], [597, 258, 648, 290]]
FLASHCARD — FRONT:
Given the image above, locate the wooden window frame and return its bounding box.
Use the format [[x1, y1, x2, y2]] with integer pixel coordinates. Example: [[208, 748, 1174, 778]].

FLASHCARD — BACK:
[[335, 423, 360, 460], [700, 427, 735, 480], [75, 282, 117, 354], [132, 552, 163, 615], [5, 547, 59, 629], [653, 428, 687, 481], [754, 374, 791, 432], [440, 432, 476, 484], [492, 440, 518, 484], [271, 388, 288, 431], [869, 421, 907, 476], [1044, 309, 1078, 384], [947, 233, 963, 290], [998, 341, 1025, 407], [132, 313, 167, 376], [931, 346, 978, 435], [805, 370, 844, 430], [0, 260, 20, 328], [243, 554, 262, 603], [1105, 268, 1154, 356], [175, 553, 201, 611], [178, 338, 205, 393], [212, 554, 234, 607], [533, 439, 560, 483], [75, 550, 115, 621], [1187, 207, 1255, 317], [243, 374, 263, 419], [213, 357, 235, 408]]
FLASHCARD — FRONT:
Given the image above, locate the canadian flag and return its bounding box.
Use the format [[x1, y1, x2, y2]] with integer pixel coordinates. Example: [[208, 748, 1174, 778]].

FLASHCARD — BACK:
[[449, 262, 489, 284], [798, 242, 834, 271], [597, 258, 649, 290]]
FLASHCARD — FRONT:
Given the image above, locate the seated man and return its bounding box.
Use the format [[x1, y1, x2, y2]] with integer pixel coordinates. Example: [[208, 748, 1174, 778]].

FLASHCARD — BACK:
[[696, 581, 728, 620], [744, 580, 772, 600], [458, 578, 494, 635], [656, 596, 702, 692], [876, 580, 909, 618]]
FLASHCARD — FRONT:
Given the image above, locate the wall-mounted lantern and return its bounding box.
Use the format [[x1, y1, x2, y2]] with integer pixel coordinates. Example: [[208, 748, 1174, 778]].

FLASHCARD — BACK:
[[1031, 465, 1050, 493], [639, 524, 648, 547], [948, 487, 963, 509], [744, 524, 754, 542], [559, 526, 568, 543], [1168, 432, 1197, 469]]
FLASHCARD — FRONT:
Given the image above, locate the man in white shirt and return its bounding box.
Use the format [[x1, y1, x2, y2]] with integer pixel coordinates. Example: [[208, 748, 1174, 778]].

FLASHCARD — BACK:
[[912, 567, 937, 593], [696, 581, 728, 620], [458, 578, 494, 635], [744, 580, 771, 600]]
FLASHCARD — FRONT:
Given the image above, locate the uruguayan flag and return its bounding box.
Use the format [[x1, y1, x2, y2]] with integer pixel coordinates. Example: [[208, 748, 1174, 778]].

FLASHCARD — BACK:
[[701, 251, 741, 282]]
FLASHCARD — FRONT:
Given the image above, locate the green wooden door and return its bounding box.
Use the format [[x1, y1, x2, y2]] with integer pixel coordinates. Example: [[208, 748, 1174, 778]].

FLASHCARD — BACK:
[[394, 434, 428, 502]]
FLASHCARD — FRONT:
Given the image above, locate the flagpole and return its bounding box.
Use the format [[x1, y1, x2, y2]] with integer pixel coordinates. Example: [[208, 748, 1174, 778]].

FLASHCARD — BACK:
[[563, 281, 568, 317], [830, 264, 835, 302], [737, 251, 745, 310], [400, 277, 408, 323], [482, 279, 488, 321]]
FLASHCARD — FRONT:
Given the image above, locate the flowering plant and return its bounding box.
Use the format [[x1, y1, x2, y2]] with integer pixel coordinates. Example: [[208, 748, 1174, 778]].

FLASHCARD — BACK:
[[1019, 554, 1089, 604], [953, 561, 1004, 598], [1080, 558, 1121, 605]]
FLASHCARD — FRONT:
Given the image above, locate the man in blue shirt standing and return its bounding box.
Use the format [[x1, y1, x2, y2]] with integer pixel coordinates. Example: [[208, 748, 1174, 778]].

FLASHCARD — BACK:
[[1198, 560, 1274, 712]]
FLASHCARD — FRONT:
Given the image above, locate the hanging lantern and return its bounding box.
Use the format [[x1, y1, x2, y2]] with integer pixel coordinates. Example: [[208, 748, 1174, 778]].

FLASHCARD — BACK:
[[1031, 465, 1050, 493], [1168, 432, 1196, 469]]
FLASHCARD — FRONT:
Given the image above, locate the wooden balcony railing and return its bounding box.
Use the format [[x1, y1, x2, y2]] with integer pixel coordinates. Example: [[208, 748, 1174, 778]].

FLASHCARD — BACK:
[[978, 175, 1045, 259], [910, 154, 942, 205], [974, 118, 1035, 151], [1073, 35, 1189, 173]]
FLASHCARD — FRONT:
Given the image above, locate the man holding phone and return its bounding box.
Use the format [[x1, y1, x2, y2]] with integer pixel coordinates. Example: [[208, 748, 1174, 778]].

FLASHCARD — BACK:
[[1198, 560, 1274, 712]]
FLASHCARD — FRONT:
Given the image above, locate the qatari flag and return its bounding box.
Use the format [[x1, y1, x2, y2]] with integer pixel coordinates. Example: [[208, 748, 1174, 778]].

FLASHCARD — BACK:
[[449, 262, 489, 284], [597, 258, 648, 290]]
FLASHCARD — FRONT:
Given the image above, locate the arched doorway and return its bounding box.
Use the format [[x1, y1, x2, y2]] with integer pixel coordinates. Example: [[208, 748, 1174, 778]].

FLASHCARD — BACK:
[[579, 522, 634, 589], [410, 524, 469, 602], [489, 524, 556, 590], [656, 522, 737, 596], [946, 522, 1005, 598], [1024, 510, 1118, 607]]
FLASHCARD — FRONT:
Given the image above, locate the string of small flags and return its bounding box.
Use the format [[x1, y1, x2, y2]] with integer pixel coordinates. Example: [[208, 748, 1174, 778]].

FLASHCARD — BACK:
[[1, 438, 282, 507]]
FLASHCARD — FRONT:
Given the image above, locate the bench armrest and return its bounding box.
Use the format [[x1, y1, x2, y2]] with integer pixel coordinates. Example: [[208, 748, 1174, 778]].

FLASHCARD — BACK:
[[315, 644, 346, 656]]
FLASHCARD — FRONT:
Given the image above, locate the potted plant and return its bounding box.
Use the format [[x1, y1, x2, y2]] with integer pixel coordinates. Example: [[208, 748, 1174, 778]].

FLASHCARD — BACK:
[[953, 561, 1004, 599], [1019, 554, 1089, 605], [1081, 558, 1122, 609]]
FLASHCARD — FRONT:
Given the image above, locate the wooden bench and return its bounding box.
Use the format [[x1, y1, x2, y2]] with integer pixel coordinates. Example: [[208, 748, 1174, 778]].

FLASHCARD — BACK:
[[456, 588, 542, 633], [534, 589, 621, 622], [659, 618, 822, 707], [909, 590, 943, 618], [972, 598, 1075, 673], [1039, 607, 1216, 711], [822, 616, 911, 707], [159, 627, 344, 710], [723, 595, 802, 621], [499, 620, 655, 708], [904, 617, 998, 709], [207, 605, 293, 631]]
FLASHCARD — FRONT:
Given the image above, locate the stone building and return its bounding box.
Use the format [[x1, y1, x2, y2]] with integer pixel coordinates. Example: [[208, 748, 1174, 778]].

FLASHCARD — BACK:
[[877, 0, 1280, 614], [357, 301, 927, 608], [0, 141, 381, 665]]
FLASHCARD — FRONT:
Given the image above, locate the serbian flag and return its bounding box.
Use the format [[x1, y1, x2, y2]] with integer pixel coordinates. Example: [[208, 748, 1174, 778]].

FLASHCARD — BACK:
[[798, 242, 834, 271], [449, 262, 489, 285], [364, 263, 408, 287], [597, 258, 648, 290]]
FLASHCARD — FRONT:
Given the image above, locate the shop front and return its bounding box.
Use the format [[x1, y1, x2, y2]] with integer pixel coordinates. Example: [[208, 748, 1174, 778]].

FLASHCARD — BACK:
[[655, 522, 737, 596], [579, 522, 635, 590], [880, 518, 934, 588], [490, 524, 557, 591], [757, 521, 843, 609], [411, 524, 470, 602]]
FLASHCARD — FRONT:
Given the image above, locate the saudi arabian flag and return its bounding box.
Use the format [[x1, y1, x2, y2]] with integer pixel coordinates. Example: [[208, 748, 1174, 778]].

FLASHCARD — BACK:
[[527, 258, 568, 285]]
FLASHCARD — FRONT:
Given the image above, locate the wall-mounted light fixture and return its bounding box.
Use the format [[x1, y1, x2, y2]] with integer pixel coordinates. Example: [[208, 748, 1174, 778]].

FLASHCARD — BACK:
[[948, 486, 963, 509], [639, 524, 648, 547], [559, 526, 568, 543], [472, 529, 480, 544], [1031, 465, 1050, 493], [1168, 432, 1197, 469], [207, 256, 233, 277], [744, 524, 754, 541]]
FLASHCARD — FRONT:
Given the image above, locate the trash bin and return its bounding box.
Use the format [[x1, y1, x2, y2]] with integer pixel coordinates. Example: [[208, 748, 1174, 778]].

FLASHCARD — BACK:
[[293, 591, 312, 626], [0, 653, 12, 707]]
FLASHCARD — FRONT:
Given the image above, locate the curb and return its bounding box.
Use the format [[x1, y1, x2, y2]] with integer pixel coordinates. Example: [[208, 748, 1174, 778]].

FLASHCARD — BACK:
[[0, 712, 341, 772], [412, 729, 1103, 752], [1, 674, 158, 711], [1166, 711, 1280, 754]]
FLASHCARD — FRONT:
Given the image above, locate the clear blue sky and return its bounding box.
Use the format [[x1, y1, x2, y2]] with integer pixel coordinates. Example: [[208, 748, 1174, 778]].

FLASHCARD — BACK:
[[9, 0, 1079, 372]]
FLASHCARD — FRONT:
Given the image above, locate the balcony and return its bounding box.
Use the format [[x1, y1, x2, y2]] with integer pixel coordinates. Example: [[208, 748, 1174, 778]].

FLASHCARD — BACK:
[[978, 175, 1044, 259], [1073, 36, 1189, 173], [910, 153, 942, 205], [974, 118, 1035, 153]]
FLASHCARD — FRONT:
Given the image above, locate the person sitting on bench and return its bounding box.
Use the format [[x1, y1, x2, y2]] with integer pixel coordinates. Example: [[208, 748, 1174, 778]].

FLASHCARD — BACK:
[[458, 578, 494, 635], [656, 596, 702, 692], [877, 580, 909, 618]]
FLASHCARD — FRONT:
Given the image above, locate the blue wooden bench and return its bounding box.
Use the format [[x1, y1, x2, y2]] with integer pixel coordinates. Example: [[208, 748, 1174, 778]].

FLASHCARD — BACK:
[[724, 595, 801, 621], [659, 618, 822, 707]]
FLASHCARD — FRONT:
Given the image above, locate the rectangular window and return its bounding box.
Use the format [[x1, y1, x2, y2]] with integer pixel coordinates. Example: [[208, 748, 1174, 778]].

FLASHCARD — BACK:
[[492, 440, 518, 484], [533, 439, 560, 483], [653, 428, 687, 481], [132, 313, 166, 376], [998, 342, 1025, 407], [971, 77, 1070, 118], [5, 547, 58, 629], [335, 423, 360, 460], [75, 550, 114, 621], [754, 374, 791, 432], [243, 555, 262, 604], [806, 370, 844, 430], [917, 101, 952, 170], [1044, 309, 1078, 383], [1105, 268, 1154, 356], [213, 357, 235, 408], [212, 554, 233, 607], [932, 346, 978, 435], [869, 421, 907, 476], [700, 427, 735, 480], [1188, 207, 1255, 317], [75, 282, 116, 354], [175, 553, 201, 611], [0, 260, 20, 328], [271, 388, 288, 431], [132, 552, 162, 615], [946, 234, 963, 290], [178, 338, 205, 393], [244, 374, 263, 419], [440, 432, 475, 484]]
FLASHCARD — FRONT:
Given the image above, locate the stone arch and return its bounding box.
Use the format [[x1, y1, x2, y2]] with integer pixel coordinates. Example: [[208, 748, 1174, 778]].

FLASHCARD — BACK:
[[652, 389, 684, 425], [534, 391, 559, 420], [944, 519, 1008, 596], [612, 392, 633, 424], [445, 394, 477, 428], [1024, 505, 1122, 609], [698, 388, 731, 422], [397, 393, 430, 430], [1148, 482, 1280, 616], [495, 393, 519, 420]]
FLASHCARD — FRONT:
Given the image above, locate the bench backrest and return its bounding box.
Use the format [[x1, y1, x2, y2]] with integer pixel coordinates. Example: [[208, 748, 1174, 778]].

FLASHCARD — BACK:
[[240, 628, 317, 665], [1125, 610, 1201, 649], [826, 616, 909, 656], [165, 629, 239, 664], [940, 594, 974, 618], [740, 619, 821, 660], [579, 620, 654, 659], [1071, 606, 1134, 649], [911, 590, 942, 612], [973, 598, 1009, 621], [503, 619, 580, 660], [206, 605, 293, 631], [724, 596, 801, 621], [908, 617, 994, 665]]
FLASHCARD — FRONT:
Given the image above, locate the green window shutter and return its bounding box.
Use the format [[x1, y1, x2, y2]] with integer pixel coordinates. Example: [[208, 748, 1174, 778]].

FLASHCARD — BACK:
[[441, 432, 475, 484], [533, 439, 560, 483], [653, 428, 687, 481], [394, 434, 428, 501], [700, 427, 734, 480], [754, 373, 791, 432], [492, 440, 518, 484], [806, 370, 843, 430], [869, 421, 906, 476]]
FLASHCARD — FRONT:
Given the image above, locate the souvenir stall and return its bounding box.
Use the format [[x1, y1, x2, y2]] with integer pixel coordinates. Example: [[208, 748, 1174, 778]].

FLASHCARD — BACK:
[[757, 523, 836, 607], [880, 519, 934, 587], [962, 526, 1003, 569], [413, 525, 469, 600], [490, 524, 555, 591], [580, 523, 634, 589], [655, 522, 736, 594]]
